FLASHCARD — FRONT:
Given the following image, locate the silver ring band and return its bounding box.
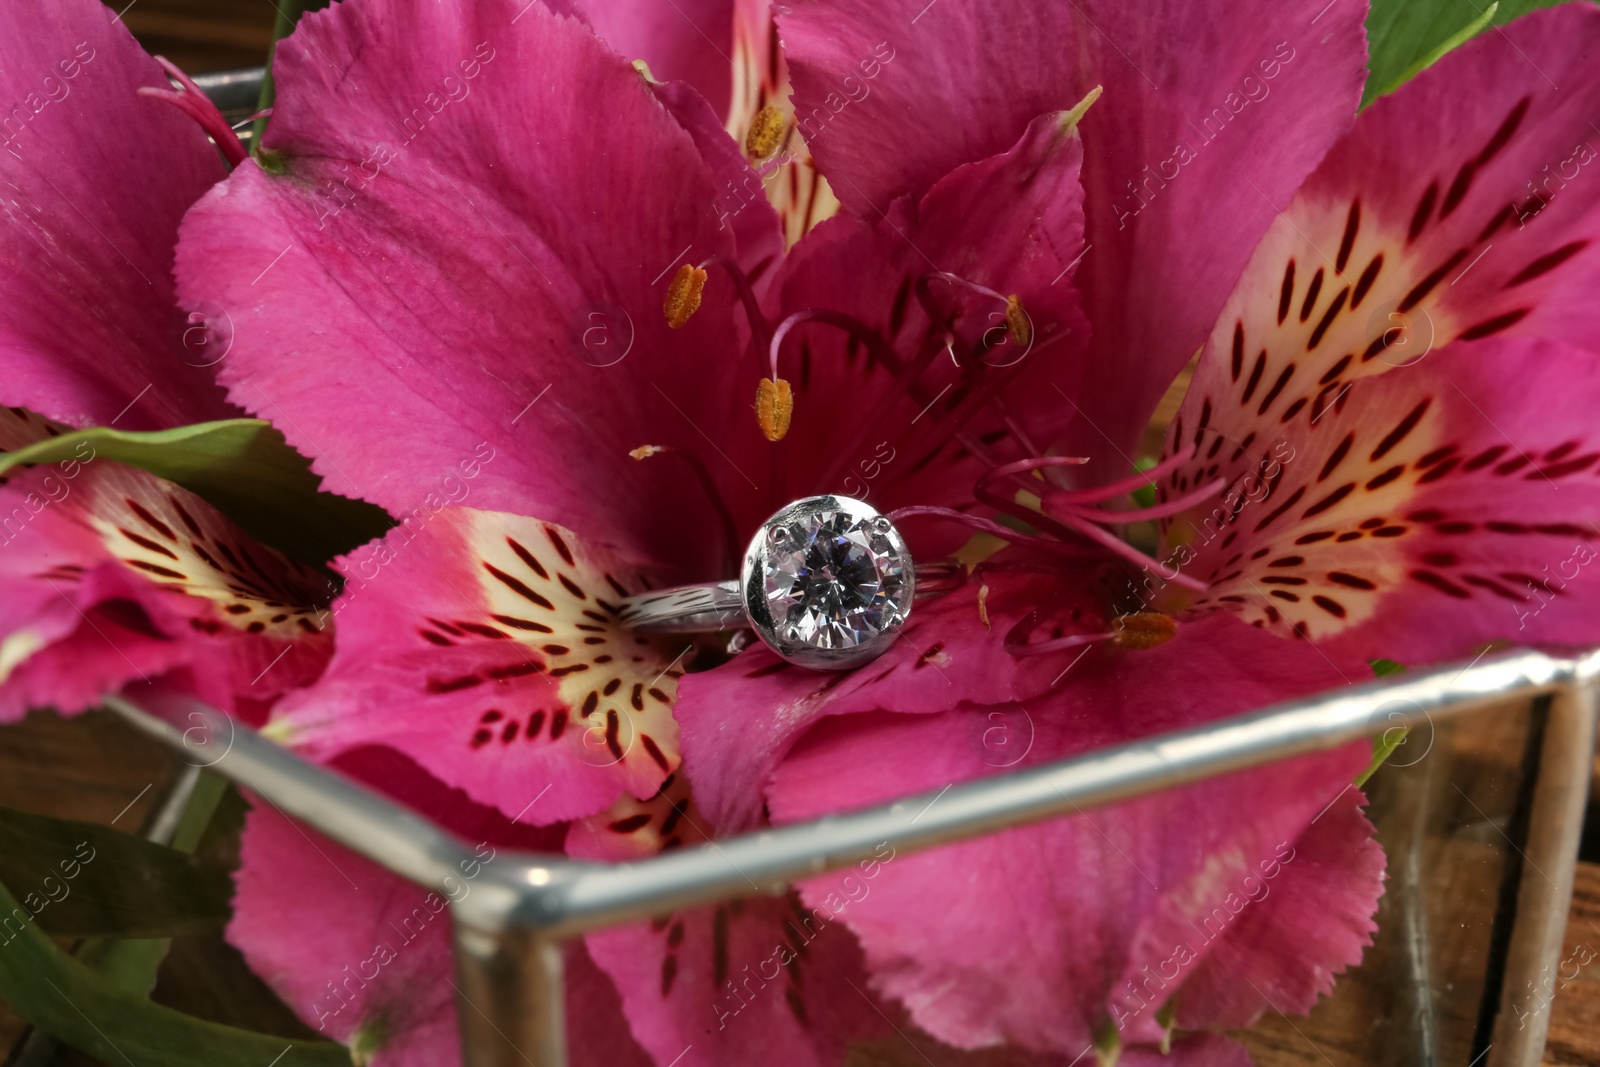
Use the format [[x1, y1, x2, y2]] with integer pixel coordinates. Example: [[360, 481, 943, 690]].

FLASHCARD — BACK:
[[618, 580, 745, 632]]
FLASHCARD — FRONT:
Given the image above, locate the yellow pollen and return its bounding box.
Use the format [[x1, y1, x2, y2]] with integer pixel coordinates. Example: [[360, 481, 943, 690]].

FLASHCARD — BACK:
[[1111, 612, 1177, 650], [629, 445, 665, 460], [1005, 294, 1032, 348], [745, 105, 788, 160], [977, 583, 992, 631], [755, 378, 794, 442], [663, 264, 707, 329]]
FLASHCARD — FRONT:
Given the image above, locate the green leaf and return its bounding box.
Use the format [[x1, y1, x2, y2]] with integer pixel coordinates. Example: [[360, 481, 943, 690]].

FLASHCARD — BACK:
[[75, 771, 236, 997], [1364, 0, 1576, 106], [1369, 657, 1407, 677], [195, 778, 252, 859], [0, 875, 348, 1067], [1355, 658, 1409, 786], [1356, 725, 1410, 787], [0, 419, 391, 566], [0, 804, 231, 939], [168, 769, 234, 856]]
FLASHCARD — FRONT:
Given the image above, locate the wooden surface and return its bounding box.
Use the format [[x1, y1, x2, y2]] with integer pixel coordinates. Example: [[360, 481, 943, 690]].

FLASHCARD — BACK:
[[1543, 865, 1600, 1067], [1231, 701, 1593, 1067], [116, 0, 277, 73]]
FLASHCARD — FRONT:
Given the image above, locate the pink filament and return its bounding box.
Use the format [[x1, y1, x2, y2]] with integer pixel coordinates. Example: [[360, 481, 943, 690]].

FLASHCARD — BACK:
[[1046, 474, 1230, 524], [1036, 506, 1207, 591], [139, 56, 247, 168], [1005, 625, 1114, 657], [918, 270, 1010, 309], [699, 256, 773, 365], [768, 308, 898, 382], [633, 446, 740, 572], [887, 506, 1106, 559], [973, 474, 1210, 592], [1027, 445, 1198, 507]]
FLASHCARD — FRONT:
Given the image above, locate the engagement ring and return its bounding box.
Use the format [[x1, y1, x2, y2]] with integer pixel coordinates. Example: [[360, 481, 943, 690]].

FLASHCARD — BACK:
[[620, 495, 916, 670]]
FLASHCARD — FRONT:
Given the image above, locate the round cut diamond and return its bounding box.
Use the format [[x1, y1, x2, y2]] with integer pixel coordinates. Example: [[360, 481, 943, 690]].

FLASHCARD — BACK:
[[742, 496, 913, 669]]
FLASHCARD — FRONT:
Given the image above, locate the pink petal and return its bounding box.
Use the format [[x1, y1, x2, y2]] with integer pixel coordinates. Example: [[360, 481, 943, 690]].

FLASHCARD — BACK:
[[270, 506, 687, 824], [0, 450, 332, 723], [1289, 4, 1600, 353], [567, 778, 891, 1065], [1154, 334, 1600, 664], [676, 563, 1084, 834], [761, 112, 1089, 551], [723, 0, 841, 246], [0, 0, 231, 429], [579, 0, 735, 121], [1172, 785, 1386, 1030], [229, 745, 645, 1066], [649, 77, 785, 285], [232, 794, 460, 1059], [763, 614, 1381, 1054], [1165, 5, 1600, 519], [776, 0, 1369, 472], [174, 0, 757, 571]]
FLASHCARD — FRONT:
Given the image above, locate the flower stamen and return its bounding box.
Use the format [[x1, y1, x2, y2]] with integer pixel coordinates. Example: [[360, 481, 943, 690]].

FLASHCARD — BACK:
[[887, 506, 1107, 559], [914, 271, 1011, 364], [768, 308, 896, 380], [1111, 612, 1177, 649], [755, 377, 793, 441], [1026, 447, 1198, 506], [138, 56, 247, 168], [1003, 609, 1177, 658], [663, 263, 707, 329], [765, 309, 1008, 477], [1004, 295, 1031, 347], [744, 104, 789, 160], [1044, 473, 1230, 524], [698, 256, 774, 360]]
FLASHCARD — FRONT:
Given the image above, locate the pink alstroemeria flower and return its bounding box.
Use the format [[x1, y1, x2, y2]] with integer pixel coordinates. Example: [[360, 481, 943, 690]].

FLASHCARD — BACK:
[[0, 0, 334, 721], [672, 0, 1600, 1062], [165, 0, 1119, 1059], [158, 0, 1483, 1062]]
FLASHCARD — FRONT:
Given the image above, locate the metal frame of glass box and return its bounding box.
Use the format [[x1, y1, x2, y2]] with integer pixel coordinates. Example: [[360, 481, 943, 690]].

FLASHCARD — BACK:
[[105, 648, 1599, 1067]]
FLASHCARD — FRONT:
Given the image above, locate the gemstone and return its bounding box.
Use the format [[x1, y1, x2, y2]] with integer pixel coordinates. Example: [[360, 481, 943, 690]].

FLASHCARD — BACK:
[[745, 497, 912, 664]]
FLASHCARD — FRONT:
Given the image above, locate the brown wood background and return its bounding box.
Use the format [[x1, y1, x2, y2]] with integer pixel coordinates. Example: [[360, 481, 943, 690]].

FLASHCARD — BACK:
[[116, 0, 278, 73]]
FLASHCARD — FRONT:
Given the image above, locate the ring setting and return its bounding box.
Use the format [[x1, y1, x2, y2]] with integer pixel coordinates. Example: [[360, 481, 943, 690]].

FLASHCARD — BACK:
[[620, 495, 915, 670]]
